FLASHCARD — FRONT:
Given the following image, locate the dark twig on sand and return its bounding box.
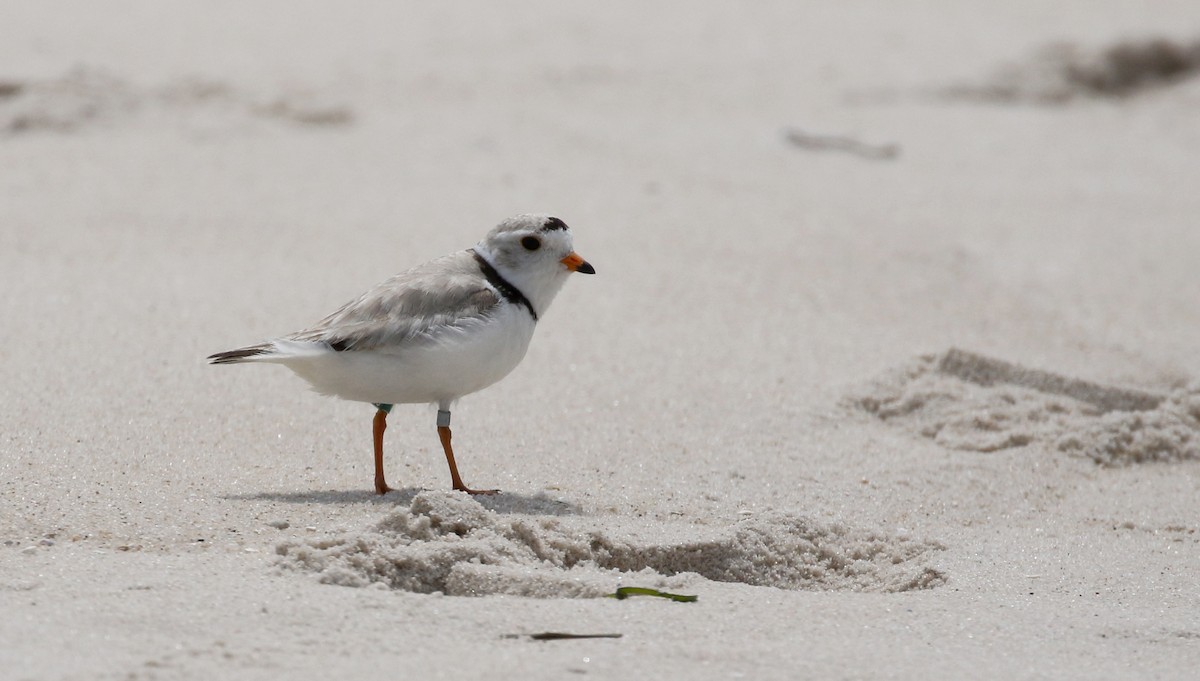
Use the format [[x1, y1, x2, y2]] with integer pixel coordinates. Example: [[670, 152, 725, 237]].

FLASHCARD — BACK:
[[504, 632, 624, 641]]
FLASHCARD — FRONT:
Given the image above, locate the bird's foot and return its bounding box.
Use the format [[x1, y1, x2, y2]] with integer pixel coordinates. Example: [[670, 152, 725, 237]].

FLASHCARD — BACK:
[[374, 481, 393, 495], [454, 484, 499, 496]]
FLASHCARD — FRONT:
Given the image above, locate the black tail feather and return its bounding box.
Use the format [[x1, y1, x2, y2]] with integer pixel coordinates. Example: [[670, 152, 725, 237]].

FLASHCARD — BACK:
[[207, 345, 270, 364]]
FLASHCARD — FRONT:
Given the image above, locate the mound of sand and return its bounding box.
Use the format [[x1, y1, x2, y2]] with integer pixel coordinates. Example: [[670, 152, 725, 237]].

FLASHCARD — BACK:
[[852, 348, 1200, 465], [276, 491, 946, 597]]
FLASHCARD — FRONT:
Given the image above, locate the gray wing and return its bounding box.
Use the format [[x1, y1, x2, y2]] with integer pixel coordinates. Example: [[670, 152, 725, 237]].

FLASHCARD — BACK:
[[287, 251, 501, 352]]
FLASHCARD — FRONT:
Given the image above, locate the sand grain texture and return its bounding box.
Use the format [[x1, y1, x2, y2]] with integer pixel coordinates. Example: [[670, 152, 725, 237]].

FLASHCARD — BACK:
[[3, 2, 1200, 680]]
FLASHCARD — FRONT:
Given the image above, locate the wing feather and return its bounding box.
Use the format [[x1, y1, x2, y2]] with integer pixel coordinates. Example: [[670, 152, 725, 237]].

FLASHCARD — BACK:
[[287, 251, 501, 352]]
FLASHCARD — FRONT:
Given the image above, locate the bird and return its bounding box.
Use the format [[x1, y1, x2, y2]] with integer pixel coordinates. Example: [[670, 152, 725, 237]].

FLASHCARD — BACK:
[[208, 214, 594, 495]]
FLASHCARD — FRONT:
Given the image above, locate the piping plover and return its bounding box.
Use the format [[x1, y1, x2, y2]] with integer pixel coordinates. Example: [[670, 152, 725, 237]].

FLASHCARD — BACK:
[[208, 214, 594, 495]]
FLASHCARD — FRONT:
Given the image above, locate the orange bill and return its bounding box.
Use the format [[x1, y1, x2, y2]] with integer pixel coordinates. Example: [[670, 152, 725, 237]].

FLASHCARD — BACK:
[[560, 252, 596, 274]]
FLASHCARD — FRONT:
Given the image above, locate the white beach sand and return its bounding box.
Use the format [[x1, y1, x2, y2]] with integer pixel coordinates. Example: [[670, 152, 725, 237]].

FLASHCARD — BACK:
[[3, 2, 1200, 679]]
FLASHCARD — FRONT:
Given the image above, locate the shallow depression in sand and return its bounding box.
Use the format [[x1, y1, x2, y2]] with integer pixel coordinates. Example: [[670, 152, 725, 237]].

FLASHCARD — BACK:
[[939, 34, 1200, 104], [276, 492, 946, 598], [0, 67, 353, 136], [852, 348, 1200, 465]]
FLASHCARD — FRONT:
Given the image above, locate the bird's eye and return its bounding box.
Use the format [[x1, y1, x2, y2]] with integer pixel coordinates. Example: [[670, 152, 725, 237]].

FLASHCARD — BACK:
[[521, 236, 541, 251]]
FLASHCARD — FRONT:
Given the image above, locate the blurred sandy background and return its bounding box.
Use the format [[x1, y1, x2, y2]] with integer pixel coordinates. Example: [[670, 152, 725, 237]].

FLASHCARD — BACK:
[[3, 2, 1200, 679]]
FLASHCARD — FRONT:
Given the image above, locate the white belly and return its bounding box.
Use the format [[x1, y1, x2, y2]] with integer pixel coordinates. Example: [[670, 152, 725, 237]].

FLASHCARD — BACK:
[[281, 306, 536, 406]]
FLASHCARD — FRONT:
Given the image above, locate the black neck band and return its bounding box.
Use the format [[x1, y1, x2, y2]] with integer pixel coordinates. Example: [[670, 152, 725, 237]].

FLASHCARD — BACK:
[[471, 250, 538, 321]]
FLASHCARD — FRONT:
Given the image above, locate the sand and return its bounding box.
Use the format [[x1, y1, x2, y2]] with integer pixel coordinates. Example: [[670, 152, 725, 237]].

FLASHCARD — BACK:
[[3, 2, 1200, 679]]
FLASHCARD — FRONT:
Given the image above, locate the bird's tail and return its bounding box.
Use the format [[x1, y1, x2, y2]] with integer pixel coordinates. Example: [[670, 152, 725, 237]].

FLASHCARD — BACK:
[[208, 339, 330, 365], [207, 344, 273, 364]]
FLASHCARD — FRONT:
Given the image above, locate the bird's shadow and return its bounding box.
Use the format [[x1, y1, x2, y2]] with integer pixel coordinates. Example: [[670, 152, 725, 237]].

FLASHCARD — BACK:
[[222, 487, 583, 516]]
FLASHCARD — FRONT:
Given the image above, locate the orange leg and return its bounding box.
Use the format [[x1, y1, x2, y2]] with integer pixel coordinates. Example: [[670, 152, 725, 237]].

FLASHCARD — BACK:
[[437, 423, 498, 496], [373, 408, 392, 495]]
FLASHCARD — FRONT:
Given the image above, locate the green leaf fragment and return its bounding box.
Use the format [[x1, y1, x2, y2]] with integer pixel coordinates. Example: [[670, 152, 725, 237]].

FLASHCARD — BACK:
[[608, 587, 698, 602]]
